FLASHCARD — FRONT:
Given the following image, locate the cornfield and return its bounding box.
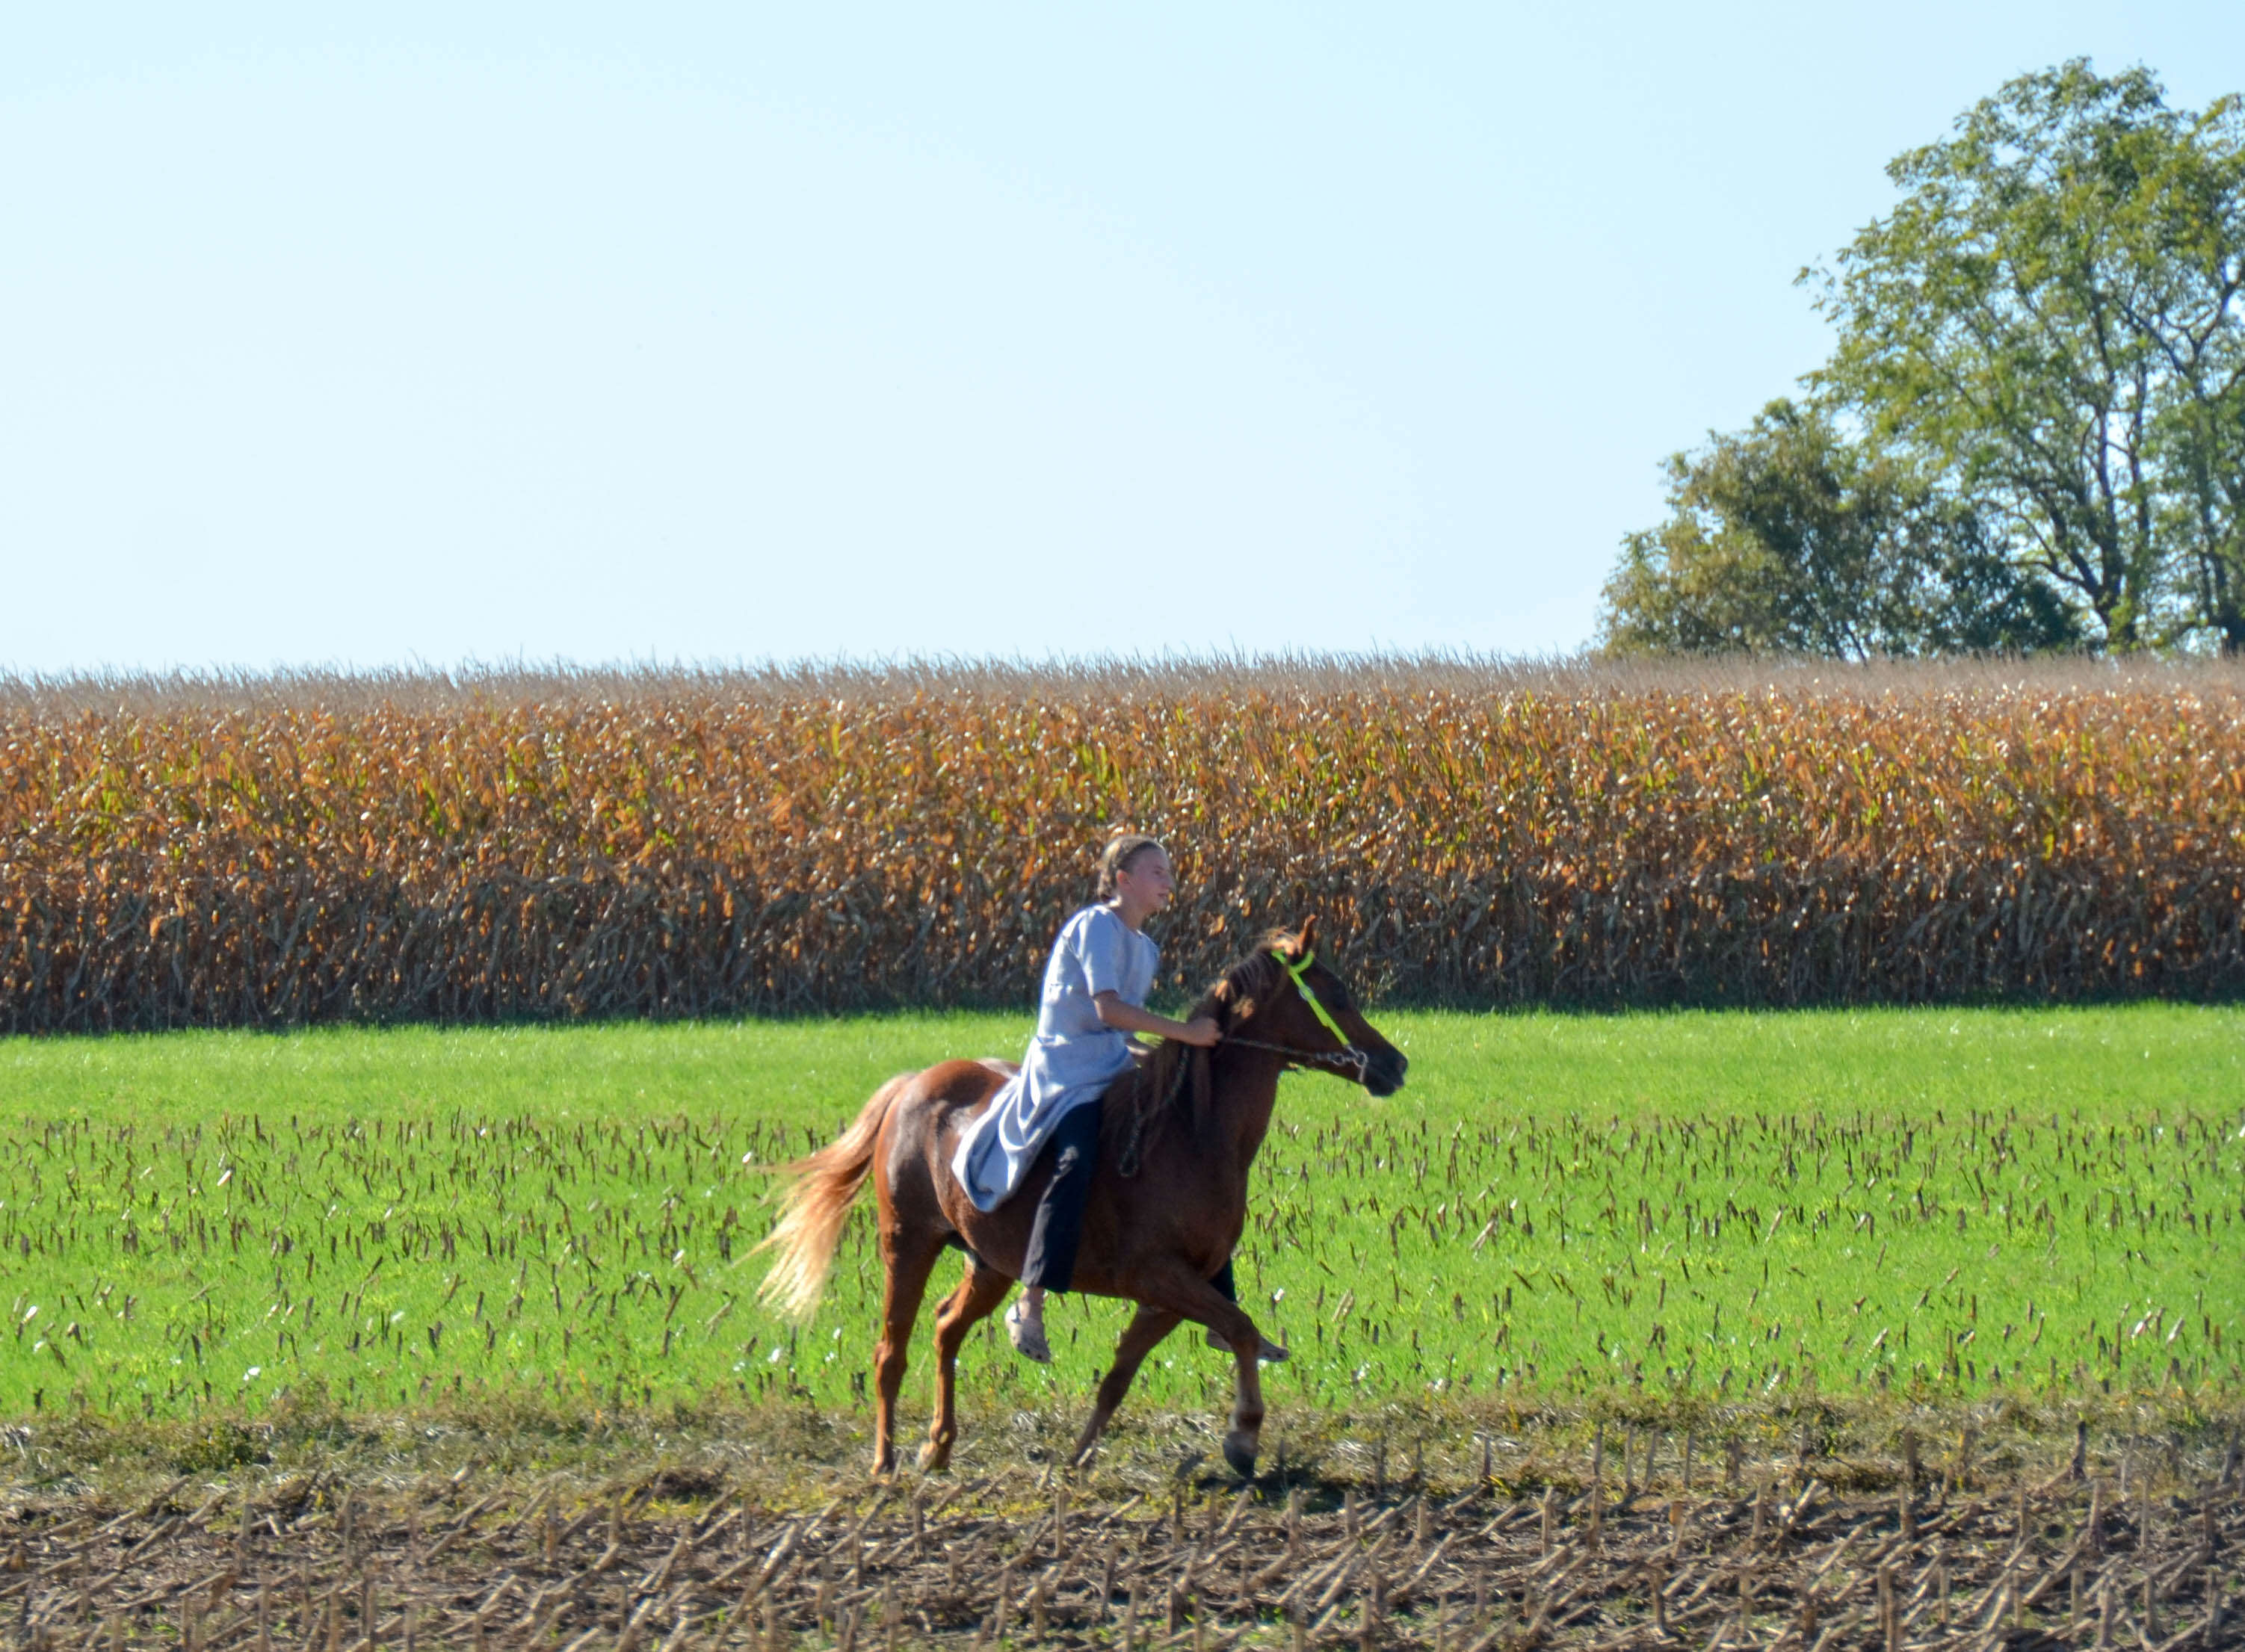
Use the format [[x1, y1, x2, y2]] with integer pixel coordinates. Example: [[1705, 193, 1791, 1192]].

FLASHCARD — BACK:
[[2, 658, 2242, 1032]]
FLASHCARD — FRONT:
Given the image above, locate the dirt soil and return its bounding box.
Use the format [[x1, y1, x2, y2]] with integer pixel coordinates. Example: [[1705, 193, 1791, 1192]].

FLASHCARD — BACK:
[[4, 1453, 2239, 1651]]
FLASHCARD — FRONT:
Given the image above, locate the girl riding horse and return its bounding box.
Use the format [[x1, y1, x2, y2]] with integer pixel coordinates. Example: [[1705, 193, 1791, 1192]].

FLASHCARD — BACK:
[[951, 835, 1280, 1364], [756, 903, 1407, 1478]]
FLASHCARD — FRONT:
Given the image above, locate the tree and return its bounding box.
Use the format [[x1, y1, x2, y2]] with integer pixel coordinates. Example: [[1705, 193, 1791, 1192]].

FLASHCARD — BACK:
[[1596, 400, 2078, 657], [1808, 61, 2245, 652]]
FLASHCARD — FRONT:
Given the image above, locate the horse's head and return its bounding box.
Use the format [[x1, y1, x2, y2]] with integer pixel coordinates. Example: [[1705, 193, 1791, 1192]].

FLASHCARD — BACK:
[[1211, 918, 1408, 1097]]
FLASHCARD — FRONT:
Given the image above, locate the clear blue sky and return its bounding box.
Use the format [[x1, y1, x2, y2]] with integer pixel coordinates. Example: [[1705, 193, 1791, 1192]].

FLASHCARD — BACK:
[[5, 4, 2239, 672]]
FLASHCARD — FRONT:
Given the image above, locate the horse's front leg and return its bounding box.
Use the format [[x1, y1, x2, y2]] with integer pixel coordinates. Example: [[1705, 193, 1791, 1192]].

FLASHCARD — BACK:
[[1069, 1303, 1182, 1469], [1223, 1336, 1267, 1480], [1125, 1263, 1269, 1476], [1198, 1292, 1268, 1477], [921, 1260, 1013, 1473]]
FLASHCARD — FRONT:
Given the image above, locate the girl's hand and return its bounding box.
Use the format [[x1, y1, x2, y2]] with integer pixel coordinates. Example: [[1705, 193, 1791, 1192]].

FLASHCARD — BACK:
[[1173, 1016, 1221, 1048], [1093, 992, 1220, 1047]]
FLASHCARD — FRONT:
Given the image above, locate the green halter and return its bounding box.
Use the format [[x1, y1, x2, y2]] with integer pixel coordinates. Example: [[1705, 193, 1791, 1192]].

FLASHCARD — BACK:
[[1273, 948, 1353, 1048], [1217, 948, 1370, 1081]]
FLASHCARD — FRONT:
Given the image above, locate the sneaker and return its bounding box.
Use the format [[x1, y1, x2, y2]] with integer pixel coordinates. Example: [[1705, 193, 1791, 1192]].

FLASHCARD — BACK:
[[1005, 1299, 1052, 1364], [1206, 1328, 1290, 1364]]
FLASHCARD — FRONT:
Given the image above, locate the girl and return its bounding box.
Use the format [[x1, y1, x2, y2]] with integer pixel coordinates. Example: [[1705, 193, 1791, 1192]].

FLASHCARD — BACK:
[[949, 834, 1219, 1363]]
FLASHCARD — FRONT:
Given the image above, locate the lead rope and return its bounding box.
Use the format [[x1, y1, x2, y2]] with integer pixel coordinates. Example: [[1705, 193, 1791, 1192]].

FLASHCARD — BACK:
[[1116, 1047, 1195, 1179], [1220, 1034, 1369, 1080]]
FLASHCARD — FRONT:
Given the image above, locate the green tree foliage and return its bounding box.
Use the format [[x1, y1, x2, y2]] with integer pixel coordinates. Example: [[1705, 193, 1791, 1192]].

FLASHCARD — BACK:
[[1810, 61, 2245, 652], [1598, 400, 2078, 658], [1603, 61, 2244, 656]]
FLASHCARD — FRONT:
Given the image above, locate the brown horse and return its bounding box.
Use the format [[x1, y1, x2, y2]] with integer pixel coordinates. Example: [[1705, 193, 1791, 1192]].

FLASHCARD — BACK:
[[755, 919, 1407, 1478]]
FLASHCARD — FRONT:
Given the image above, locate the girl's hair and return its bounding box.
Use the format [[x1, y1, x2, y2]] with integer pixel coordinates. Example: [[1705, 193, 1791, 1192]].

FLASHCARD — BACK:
[[1096, 833, 1167, 901]]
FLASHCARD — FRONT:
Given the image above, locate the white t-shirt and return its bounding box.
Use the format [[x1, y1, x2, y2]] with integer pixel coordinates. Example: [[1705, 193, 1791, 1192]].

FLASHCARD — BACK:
[[949, 904, 1159, 1212]]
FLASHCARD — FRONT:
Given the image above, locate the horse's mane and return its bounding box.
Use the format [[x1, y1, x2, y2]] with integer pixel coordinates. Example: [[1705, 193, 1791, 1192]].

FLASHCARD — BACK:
[[1099, 930, 1298, 1164]]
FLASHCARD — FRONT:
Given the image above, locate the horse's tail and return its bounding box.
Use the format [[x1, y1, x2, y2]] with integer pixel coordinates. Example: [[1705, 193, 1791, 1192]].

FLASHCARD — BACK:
[[754, 1073, 912, 1322]]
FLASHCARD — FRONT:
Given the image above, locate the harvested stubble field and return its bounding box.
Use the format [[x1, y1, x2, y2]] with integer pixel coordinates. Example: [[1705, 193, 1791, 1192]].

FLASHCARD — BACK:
[[4, 658, 2245, 1033], [0, 1408, 2239, 1652]]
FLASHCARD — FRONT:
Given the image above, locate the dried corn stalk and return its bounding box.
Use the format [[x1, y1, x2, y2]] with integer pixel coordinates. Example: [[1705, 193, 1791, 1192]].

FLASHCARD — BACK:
[[1, 663, 2241, 1029]]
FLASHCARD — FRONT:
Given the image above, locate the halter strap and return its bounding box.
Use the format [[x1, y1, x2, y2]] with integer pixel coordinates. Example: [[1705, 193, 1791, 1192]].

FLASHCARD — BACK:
[[1259, 948, 1368, 1077], [1273, 948, 1351, 1044]]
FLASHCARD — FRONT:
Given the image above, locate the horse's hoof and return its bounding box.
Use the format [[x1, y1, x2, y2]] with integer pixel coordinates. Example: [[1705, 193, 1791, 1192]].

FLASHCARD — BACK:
[[918, 1441, 953, 1473], [1222, 1431, 1260, 1479]]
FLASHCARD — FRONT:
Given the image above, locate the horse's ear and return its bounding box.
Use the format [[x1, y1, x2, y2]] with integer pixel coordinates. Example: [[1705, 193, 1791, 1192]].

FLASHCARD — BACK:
[[1297, 915, 1320, 954]]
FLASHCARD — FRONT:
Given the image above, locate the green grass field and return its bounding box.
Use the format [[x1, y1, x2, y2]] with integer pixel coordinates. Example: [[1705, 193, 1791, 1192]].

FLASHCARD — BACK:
[[0, 1006, 2238, 1429]]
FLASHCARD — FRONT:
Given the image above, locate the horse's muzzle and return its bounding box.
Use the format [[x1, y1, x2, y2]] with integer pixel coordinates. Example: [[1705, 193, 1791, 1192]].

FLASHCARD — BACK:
[[1364, 1050, 1407, 1097]]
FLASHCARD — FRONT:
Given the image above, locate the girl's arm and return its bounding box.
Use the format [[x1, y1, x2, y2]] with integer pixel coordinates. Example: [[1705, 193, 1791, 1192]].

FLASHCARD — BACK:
[[1093, 991, 1220, 1047]]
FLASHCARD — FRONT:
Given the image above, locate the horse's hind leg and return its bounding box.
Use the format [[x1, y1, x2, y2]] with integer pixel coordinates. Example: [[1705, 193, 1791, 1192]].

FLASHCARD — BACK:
[[1067, 1304, 1183, 1470], [873, 1228, 942, 1477], [921, 1259, 1013, 1473]]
